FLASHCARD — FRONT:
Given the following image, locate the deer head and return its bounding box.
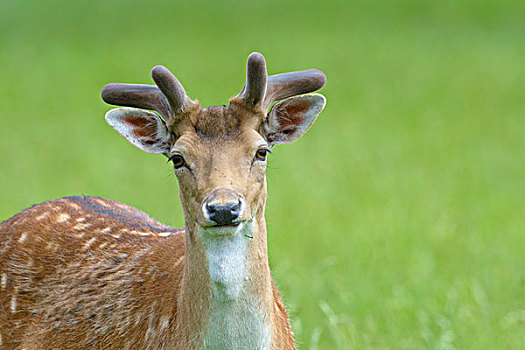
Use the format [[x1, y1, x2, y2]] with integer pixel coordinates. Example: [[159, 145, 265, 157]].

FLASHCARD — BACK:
[[102, 52, 326, 241]]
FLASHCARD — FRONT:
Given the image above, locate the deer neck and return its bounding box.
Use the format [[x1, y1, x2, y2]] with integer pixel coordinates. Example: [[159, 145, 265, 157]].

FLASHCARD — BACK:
[[177, 204, 274, 349]]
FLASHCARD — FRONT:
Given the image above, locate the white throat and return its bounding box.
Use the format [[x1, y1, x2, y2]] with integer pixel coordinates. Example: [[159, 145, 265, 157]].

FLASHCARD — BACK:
[[197, 221, 272, 350]]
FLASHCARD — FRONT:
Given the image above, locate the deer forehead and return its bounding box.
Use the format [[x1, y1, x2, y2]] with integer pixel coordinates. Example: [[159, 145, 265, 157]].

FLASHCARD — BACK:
[[192, 106, 245, 136], [174, 104, 263, 138]]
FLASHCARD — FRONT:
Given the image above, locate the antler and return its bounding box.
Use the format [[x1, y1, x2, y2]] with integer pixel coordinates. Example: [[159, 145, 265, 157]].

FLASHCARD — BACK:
[[101, 66, 188, 124], [264, 69, 326, 106], [238, 52, 268, 107], [151, 66, 188, 114], [237, 52, 326, 110]]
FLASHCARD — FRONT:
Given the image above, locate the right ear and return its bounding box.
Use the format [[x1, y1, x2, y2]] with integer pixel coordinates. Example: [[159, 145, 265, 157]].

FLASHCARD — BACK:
[[105, 107, 171, 154]]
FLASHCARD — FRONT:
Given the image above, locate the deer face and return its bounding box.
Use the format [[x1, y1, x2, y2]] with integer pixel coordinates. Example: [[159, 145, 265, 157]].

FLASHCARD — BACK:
[[102, 53, 326, 236], [169, 107, 269, 235]]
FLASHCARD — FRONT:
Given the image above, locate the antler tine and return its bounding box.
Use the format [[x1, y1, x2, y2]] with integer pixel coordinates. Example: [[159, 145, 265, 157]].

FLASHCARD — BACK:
[[151, 65, 188, 114], [238, 52, 268, 107], [263, 69, 327, 108], [101, 83, 172, 120]]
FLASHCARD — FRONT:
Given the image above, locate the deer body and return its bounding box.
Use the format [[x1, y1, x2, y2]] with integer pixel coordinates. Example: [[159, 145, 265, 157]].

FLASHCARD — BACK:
[[0, 53, 326, 349]]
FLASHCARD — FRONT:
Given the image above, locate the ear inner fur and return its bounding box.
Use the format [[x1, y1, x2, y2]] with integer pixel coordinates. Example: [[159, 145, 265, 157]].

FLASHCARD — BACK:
[[263, 93, 326, 145], [105, 107, 171, 154]]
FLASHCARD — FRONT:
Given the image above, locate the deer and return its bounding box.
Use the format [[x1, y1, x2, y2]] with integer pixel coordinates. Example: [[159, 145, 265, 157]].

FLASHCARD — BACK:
[[0, 52, 326, 349]]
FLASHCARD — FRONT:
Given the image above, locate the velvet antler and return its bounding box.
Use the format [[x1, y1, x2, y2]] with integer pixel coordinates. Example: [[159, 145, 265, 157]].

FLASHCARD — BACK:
[[101, 65, 188, 124], [237, 52, 326, 110]]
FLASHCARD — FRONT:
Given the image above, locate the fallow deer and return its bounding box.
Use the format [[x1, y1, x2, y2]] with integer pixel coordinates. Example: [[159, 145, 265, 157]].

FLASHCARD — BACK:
[[0, 52, 326, 349]]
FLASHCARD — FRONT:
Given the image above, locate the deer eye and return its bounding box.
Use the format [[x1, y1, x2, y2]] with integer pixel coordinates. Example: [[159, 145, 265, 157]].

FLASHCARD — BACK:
[[168, 154, 185, 169], [255, 149, 269, 161]]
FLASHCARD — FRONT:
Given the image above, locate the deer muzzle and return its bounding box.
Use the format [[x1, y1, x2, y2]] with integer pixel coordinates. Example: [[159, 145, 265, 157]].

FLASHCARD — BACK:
[[198, 188, 249, 228]]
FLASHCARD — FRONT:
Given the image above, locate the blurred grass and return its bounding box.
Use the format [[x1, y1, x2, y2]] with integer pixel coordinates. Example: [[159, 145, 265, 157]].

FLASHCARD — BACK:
[[1, 0, 524, 348]]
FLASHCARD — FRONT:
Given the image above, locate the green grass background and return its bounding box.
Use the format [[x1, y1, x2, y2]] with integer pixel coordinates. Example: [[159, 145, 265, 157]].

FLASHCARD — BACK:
[[1, 0, 524, 348]]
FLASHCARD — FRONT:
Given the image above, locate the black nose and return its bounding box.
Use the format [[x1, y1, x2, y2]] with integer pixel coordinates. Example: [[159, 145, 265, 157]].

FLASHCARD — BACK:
[[206, 201, 241, 225]]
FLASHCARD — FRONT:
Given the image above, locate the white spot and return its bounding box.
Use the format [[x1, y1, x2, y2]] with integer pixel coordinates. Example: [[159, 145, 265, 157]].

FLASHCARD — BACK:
[[10, 294, 17, 313], [111, 234, 121, 239], [145, 327, 155, 341], [173, 255, 184, 268], [81, 237, 97, 251], [130, 230, 151, 236], [67, 202, 81, 210], [76, 217, 86, 222], [100, 227, 112, 234], [35, 212, 50, 221], [145, 300, 158, 340], [46, 242, 59, 252], [135, 311, 144, 326], [98, 242, 108, 249], [160, 315, 170, 330], [157, 231, 173, 237], [57, 213, 70, 223], [95, 199, 110, 207], [18, 232, 28, 243], [73, 223, 91, 230], [1, 273, 7, 289]]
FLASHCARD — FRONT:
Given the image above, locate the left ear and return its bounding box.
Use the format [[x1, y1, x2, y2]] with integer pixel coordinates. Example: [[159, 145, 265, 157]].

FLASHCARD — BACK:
[[263, 94, 326, 145], [105, 107, 172, 154]]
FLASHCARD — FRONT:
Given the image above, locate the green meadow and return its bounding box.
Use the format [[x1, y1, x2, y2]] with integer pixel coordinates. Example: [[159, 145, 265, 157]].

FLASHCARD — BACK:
[[1, 0, 524, 348]]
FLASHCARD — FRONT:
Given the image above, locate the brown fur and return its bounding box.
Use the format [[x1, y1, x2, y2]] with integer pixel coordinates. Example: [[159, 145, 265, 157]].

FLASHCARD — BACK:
[[0, 196, 294, 349]]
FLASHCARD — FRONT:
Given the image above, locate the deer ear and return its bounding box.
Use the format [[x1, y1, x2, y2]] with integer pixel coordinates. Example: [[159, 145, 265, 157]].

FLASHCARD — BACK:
[[263, 94, 326, 145], [105, 107, 171, 154]]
